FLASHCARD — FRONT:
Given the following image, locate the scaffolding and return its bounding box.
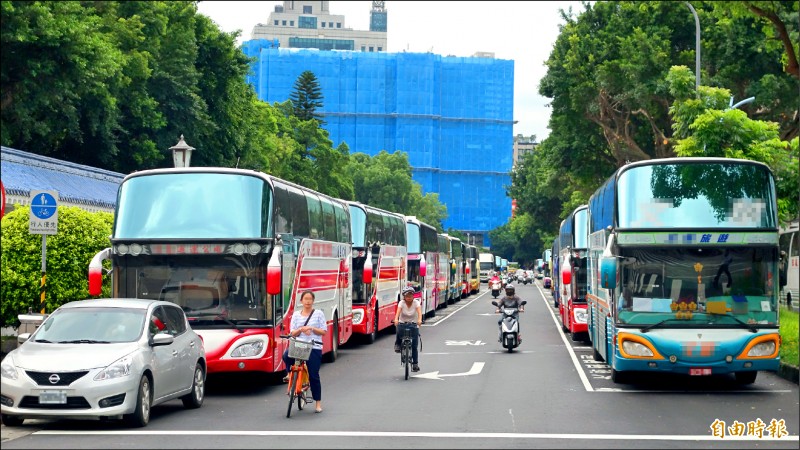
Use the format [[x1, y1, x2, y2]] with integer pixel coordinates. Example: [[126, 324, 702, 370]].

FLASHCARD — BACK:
[[242, 41, 514, 242]]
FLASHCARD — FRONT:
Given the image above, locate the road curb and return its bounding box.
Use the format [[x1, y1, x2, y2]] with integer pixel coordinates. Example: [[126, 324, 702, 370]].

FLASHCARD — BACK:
[[778, 362, 799, 384]]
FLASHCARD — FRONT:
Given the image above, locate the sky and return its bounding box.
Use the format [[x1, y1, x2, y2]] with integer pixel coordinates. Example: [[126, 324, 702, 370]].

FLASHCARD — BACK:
[[196, 1, 584, 142]]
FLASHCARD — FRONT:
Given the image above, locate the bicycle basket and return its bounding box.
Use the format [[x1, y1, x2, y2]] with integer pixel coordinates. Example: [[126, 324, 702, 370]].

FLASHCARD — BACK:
[[288, 338, 313, 360]]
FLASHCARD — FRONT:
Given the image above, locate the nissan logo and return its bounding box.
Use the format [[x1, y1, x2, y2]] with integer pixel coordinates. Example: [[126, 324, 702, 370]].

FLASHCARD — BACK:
[[49, 374, 60, 384]]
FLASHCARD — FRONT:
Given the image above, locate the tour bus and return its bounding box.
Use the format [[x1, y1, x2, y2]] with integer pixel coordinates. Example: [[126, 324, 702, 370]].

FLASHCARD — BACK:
[[436, 234, 451, 309], [467, 244, 480, 294], [444, 234, 464, 304], [558, 205, 590, 342], [779, 219, 799, 309], [494, 255, 502, 277], [479, 252, 495, 282], [552, 222, 564, 307], [405, 216, 440, 318], [347, 201, 407, 344], [543, 248, 553, 277], [89, 167, 353, 374], [587, 158, 781, 384], [460, 241, 470, 299]]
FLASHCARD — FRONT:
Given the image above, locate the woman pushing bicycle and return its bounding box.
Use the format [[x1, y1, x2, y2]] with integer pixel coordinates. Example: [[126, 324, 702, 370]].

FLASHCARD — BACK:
[[393, 285, 423, 372], [282, 290, 326, 413]]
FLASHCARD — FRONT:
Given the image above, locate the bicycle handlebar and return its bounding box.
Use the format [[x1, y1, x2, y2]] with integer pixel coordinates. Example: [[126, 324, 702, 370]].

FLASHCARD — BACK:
[[280, 335, 323, 346]]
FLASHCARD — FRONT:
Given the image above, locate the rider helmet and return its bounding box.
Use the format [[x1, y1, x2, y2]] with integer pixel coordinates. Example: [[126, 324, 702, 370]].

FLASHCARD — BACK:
[[402, 285, 416, 297], [505, 284, 515, 295]]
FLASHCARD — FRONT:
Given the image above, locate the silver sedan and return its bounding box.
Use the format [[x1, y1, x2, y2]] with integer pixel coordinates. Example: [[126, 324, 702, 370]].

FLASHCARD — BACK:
[[0, 298, 206, 427]]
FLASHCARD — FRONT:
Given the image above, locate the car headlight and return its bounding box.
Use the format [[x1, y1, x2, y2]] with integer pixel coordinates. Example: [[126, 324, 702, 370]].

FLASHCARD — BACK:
[[230, 340, 264, 357], [573, 309, 588, 323], [747, 341, 776, 357], [352, 310, 364, 325], [1, 355, 18, 380], [621, 340, 654, 357], [94, 354, 133, 381]]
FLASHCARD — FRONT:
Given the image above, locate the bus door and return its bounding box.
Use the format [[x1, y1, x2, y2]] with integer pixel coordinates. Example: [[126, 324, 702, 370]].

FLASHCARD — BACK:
[[274, 234, 297, 364]]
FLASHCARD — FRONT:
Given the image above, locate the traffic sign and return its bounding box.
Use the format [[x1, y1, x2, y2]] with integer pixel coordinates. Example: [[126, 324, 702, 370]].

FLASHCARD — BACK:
[[29, 190, 58, 234]]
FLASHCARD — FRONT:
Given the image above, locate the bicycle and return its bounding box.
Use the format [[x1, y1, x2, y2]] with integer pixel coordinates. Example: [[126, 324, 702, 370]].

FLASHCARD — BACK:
[[395, 322, 420, 380], [281, 336, 321, 418]]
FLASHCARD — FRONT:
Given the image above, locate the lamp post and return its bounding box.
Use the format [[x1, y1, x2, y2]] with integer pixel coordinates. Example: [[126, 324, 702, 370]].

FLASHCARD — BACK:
[[685, 2, 701, 93], [169, 134, 195, 168]]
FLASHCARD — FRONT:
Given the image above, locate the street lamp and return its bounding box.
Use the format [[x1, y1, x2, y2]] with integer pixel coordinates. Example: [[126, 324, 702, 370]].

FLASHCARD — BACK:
[[685, 2, 701, 93], [169, 134, 195, 168]]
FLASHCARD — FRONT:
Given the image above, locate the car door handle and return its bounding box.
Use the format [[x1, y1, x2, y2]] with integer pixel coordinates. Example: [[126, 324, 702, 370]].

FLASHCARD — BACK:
[[172, 350, 179, 357]]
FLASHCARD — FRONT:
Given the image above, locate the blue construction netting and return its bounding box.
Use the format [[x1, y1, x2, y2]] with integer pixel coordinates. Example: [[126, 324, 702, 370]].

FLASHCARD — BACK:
[[242, 40, 514, 246]]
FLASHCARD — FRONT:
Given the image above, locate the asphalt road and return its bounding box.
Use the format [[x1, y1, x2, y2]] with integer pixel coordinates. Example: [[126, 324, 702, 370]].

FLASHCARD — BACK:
[[2, 280, 798, 449]]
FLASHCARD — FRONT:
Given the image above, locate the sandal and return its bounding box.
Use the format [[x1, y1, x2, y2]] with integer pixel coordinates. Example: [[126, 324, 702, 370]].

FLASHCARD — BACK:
[[315, 408, 323, 413]]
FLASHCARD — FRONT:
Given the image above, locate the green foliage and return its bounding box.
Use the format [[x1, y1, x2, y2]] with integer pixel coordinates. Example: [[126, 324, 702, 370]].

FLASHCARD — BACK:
[[347, 151, 447, 230], [0, 206, 113, 328], [289, 70, 325, 123], [780, 306, 798, 368]]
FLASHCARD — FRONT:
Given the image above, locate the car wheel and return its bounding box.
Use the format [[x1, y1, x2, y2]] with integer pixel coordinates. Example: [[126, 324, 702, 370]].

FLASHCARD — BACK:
[[1, 414, 24, 427], [181, 363, 206, 409], [125, 375, 151, 427]]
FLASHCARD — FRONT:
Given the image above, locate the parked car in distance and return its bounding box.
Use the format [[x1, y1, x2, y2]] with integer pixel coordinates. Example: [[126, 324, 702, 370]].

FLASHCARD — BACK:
[[1, 298, 206, 428]]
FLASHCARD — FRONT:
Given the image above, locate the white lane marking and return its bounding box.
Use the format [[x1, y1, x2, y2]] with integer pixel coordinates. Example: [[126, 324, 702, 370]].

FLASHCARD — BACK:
[[33, 430, 799, 441], [533, 282, 594, 392], [413, 362, 485, 380]]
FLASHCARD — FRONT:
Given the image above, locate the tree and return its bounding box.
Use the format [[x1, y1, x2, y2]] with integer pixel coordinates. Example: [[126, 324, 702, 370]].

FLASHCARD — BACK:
[[668, 65, 799, 223], [1, 206, 113, 327], [347, 150, 448, 230], [289, 70, 325, 123]]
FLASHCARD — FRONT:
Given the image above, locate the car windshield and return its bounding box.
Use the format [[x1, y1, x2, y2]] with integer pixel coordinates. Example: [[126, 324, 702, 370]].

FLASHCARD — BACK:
[[34, 307, 146, 343]]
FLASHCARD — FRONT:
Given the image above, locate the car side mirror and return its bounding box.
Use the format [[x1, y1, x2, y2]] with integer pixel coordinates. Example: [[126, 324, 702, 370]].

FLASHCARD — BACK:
[[151, 333, 174, 347]]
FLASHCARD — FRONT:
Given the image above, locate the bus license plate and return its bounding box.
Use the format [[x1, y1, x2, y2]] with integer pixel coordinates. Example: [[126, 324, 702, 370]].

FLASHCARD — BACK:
[[39, 391, 67, 404], [689, 368, 712, 376]]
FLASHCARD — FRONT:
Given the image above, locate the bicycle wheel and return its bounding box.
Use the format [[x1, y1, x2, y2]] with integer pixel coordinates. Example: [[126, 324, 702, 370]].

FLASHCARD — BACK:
[[286, 371, 298, 418], [403, 343, 410, 380]]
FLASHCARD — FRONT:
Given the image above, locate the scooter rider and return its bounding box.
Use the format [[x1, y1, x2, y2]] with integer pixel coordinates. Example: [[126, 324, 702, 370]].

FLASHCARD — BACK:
[[496, 284, 524, 315]]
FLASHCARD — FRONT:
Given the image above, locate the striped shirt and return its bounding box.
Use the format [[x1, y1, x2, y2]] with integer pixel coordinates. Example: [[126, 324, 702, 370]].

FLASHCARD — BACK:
[[290, 309, 327, 350]]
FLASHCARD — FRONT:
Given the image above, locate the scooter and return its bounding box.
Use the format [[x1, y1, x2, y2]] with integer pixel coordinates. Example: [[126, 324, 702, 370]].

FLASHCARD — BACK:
[[492, 300, 527, 352], [490, 280, 502, 298]]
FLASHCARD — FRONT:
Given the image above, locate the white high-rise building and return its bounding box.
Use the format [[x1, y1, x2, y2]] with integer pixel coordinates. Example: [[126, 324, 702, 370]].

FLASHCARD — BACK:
[[251, 1, 387, 52]]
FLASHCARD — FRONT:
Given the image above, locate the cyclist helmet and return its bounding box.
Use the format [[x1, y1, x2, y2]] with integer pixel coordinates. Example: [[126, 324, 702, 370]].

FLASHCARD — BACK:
[[505, 284, 515, 295], [402, 285, 415, 296]]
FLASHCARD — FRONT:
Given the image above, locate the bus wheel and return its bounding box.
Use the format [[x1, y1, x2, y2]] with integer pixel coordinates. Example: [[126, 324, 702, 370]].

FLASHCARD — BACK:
[[734, 371, 757, 385], [592, 346, 604, 362], [366, 308, 378, 344], [324, 318, 339, 363], [611, 368, 628, 384]]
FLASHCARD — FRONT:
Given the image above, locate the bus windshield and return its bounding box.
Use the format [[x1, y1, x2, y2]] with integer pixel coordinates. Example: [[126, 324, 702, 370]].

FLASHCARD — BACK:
[[115, 173, 270, 239], [616, 247, 778, 327], [114, 254, 272, 326], [406, 223, 421, 254], [617, 162, 776, 229]]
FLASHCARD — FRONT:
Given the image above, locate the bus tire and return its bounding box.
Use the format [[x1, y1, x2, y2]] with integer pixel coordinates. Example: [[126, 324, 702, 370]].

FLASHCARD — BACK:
[[611, 368, 628, 384], [366, 307, 378, 344], [592, 346, 604, 362], [324, 318, 339, 363], [734, 371, 757, 385]]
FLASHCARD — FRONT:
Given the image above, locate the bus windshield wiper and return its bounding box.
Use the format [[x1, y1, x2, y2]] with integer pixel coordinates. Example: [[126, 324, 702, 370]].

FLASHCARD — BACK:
[[58, 339, 111, 344], [187, 313, 244, 333], [713, 314, 758, 333], [641, 319, 681, 333]]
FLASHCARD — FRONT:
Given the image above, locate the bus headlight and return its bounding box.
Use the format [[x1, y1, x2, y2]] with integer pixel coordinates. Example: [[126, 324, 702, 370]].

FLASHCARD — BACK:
[[352, 310, 364, 325], [231, 340, 264, 358], [621, 341, 654, 357], [747, 341, 776, 357], [574, 308, 588, 324]]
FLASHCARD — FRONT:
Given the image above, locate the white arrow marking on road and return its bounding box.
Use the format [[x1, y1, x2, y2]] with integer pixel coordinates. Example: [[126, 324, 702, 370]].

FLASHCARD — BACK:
[[412, 362, 485, 380], [445, 340, 485, 346]]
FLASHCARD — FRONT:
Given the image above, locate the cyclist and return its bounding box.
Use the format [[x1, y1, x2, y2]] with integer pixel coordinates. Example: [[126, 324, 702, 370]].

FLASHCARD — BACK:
[[393, 285, 422, 372], [282, 290, 326, 413]]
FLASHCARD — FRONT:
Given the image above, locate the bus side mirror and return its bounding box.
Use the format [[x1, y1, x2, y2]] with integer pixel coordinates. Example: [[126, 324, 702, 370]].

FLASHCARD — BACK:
[[600, 257, 617, 290], [266, 249, 282, 296], [420, 258, 427, 278], [363, 262, 373, 285], [88, 270, 103, 297], [561, 264, 572, 286]]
